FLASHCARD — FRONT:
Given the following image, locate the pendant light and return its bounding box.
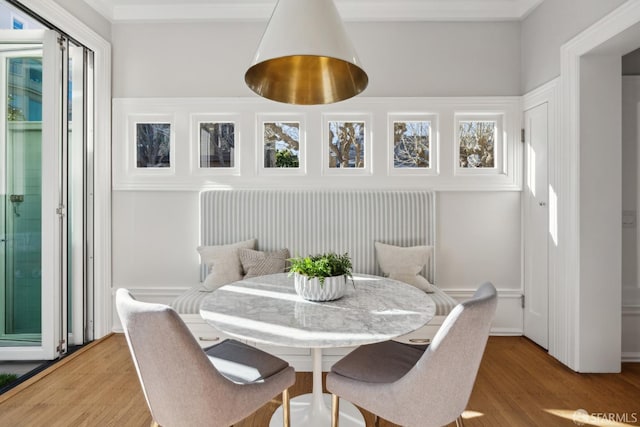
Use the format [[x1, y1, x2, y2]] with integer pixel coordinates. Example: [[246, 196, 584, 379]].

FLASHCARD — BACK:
[[245, 0, 368, 105]]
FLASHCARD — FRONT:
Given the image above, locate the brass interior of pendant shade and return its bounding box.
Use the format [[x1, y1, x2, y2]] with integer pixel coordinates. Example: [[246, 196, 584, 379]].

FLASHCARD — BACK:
[[245, 55, 368, 105]]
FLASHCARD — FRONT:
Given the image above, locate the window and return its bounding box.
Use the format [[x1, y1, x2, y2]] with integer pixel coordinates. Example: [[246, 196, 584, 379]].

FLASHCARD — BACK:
[[113, 98, 520, 190], [328, 121, 365, 168], [323, 114, 372, 175], [389, 114, 438, 175], [455, 114, 503, 175], [257, 113, 305, 175], [190, 113, 240, 176], [199, 122, 235, 168], [12, 18, 24, 30], [263, 121, 300, 168], [135, 122, 171, 168]]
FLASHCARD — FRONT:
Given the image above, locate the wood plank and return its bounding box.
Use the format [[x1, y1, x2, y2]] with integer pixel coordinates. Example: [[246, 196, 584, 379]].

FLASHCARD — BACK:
[[0, 335, 638, 426]]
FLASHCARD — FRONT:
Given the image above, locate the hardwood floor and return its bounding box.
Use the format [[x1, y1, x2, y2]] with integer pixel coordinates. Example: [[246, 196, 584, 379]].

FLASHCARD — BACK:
[[0, 335, 638, 427]]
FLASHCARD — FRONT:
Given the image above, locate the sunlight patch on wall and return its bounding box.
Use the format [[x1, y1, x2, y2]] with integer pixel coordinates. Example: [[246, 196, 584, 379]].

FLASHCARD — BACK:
[[549, 185, 558, 247]]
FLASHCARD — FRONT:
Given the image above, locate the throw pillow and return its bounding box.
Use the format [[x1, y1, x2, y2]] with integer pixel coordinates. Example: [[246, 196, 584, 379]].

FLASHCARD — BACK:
[[374, 241, 434, 293], [197, 239, 257, 290], [239, 248, 290, 278]]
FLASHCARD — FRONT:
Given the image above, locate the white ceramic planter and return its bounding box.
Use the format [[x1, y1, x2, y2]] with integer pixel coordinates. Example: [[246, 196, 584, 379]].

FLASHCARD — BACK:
[[294, 273, 347, 301]]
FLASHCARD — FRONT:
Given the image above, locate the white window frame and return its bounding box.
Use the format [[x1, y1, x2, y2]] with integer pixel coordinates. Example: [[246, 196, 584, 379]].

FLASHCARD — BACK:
[[454, 113, 505, 176], [128, 114, 176, 176], [322, 113, 372, 176], [112, 97, 521, 191], [257, 113, 306, 176], [190, 113, 240, 176], [388, 113, 438, 176], [18, 0, 112, 339]]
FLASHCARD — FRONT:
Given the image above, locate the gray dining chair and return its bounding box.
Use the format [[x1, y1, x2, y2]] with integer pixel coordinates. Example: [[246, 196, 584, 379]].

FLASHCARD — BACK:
[[115, 288, 295, 427], [326, 282, 497, 427]]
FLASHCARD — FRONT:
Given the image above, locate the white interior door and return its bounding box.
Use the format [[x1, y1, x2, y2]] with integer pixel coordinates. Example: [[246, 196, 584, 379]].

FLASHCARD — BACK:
[[0, 29, 63, 360], [523, 102, 549, 349]]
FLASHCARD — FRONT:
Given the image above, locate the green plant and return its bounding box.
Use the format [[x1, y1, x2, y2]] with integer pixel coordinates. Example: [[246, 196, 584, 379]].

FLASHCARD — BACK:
[[0, 373, 18, 388], [275, 149, 299, 168], [289, 252, 353, 284]]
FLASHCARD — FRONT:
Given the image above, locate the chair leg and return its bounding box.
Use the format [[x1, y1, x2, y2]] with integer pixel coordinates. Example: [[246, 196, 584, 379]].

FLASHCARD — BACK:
[[374, 415, 380, 427], [282, 388, 291, 427], [455, 415, 465, 427], [331, 394, 339, 427]]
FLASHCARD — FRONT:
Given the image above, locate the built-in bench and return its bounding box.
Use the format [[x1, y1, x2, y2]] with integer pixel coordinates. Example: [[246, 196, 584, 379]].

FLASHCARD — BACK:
[[172, 189, 458, 371]]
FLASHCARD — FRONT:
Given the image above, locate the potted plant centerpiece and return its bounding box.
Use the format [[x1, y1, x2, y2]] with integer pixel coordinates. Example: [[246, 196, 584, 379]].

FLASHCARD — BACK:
[[289, 252, 353, 301]]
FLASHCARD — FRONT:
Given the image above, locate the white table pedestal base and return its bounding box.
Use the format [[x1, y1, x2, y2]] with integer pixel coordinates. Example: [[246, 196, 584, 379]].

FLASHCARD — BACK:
[[269, 393, 364, 427], [269, 348, 364, 427]]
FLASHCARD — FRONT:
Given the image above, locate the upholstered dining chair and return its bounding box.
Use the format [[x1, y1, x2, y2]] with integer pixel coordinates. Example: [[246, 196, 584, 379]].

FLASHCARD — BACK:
[[115, 288, 295, 427], [326, 282, 497, 427]]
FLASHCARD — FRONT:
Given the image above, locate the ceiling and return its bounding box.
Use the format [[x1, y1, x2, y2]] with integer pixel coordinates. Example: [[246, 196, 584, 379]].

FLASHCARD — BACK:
[[83, 0, 545, 23]]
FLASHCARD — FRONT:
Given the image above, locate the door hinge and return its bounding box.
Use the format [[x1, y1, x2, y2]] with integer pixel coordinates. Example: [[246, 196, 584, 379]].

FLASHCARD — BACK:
[[56, 205, 66, 217], [521, 294, 525, 309], [56, 339, 66, 354], [58, 36, 66, 51], [521, 128, 525, 143]]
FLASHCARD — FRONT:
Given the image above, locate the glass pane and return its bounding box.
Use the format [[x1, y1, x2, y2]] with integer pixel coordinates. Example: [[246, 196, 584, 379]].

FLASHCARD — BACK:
[[199, 122, 234, 168], [328, 121, 365, 168], [67, 41, 87, 343], [393, 121, 430, 168], [136, 123, 170, 168], [0, 3, 45, 31], [2, 54, 43, 345], [263, 122, 299, 168], [459, 120, 496, 168]]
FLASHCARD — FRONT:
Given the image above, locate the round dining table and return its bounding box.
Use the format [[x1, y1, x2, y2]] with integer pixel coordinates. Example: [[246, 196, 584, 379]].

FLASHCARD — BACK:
[[200, 273, 435, 427]]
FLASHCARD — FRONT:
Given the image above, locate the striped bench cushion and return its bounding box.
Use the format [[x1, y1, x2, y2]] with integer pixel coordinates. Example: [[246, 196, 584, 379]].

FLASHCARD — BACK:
[[171, 285, 212, 315], [428, 286, 458, 316], [171, 283, 458, 317]]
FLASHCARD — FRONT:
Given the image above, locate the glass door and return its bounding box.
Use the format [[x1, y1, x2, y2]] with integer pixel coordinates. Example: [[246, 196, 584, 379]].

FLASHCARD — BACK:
[[66, 39, 94, 347], [0, 29, 63, 360]]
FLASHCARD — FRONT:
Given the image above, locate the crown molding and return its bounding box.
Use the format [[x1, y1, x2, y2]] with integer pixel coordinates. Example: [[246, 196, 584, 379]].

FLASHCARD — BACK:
[[83, 0, 544, 23]]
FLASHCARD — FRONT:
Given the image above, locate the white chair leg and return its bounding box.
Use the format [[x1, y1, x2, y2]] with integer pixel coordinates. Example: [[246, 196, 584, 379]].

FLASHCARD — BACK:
[[331, 394, 339, 427], [283, 389, 291, 427], [455, 415, 465, 427]]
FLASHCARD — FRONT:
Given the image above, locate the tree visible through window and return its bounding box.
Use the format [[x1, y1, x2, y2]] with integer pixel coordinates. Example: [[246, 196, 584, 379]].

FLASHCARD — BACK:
[[263, 122, 300, 168], [458, 120, 495, 168], [393, 121, 430, 168], [328, 121, 365, 168], [136, 123, 170, 168]]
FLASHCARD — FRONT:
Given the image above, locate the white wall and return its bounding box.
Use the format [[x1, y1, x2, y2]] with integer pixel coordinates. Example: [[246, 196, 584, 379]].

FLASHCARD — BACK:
[[579, 54, 622, 372], [110, 20, 523, 333], [111, 21, 521, 98], [521, 0, 626, 93], [622, 76, 640, 361], [112, 191, 201, 288], [437, 192, 521, 289], [112, 191, 523, 289]]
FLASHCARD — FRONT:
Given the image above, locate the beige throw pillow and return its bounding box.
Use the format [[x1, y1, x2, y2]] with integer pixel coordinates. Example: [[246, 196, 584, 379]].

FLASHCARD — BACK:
[[374, 241, 434, 293], [197, 239, 257, 290], [239, 248, 290, 278]]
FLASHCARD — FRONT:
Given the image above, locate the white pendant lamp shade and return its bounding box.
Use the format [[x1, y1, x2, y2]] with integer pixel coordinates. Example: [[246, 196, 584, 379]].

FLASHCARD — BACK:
[[245, 0, 368, 105]]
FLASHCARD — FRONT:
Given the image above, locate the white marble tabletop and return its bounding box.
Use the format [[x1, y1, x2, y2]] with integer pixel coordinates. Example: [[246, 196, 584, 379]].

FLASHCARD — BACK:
[[200, 273, 436, 348]]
